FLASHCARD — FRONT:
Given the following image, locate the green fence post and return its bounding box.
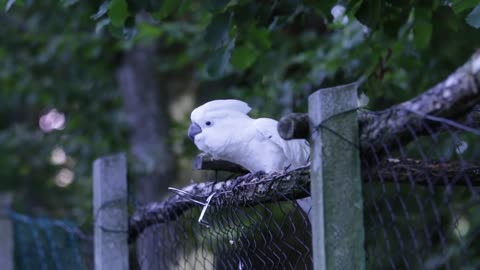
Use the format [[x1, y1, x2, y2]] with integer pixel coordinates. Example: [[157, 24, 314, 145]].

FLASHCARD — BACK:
[[309, 83, 365, 270], [0, 192, 14, 270], [93, 153, 129, 270]]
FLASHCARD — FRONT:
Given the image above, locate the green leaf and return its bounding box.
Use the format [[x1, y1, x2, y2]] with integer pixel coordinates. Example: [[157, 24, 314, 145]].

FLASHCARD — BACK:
[[413, 8, 432, 49], [108, 0, 129, 27], [206, 0, 230, 13], [5, 0, 22, 11], [466, 4, 480, 28], [91, 1, 109, 20], [305, 0, 336, 17], [204, 12, 232, 48], [178, 0, 192, 14], [231, 45, 259, 70], [414, 20, 432, 49], [61, 0, 79, 7], [107, 24, 124, 39], [94, 18, 110, 34], [155, 0, 181, 19], [122, 16, 137, 40], [205, 39, 235, 78], [434, 6, 460, 32], [381, 0, 411, 37], [136, 22, 163, 40], [144, 0, 163, 12], [248, 27, 271, 50], [5, 0, 15, 11], [452, 0, 478, 14], [355, 0, 382, 29]]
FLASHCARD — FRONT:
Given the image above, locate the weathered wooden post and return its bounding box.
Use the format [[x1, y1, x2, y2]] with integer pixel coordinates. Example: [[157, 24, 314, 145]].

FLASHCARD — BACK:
[[309, 83, 365, 270], [0, 192, 14, 270], [93, 153, 129, 270]]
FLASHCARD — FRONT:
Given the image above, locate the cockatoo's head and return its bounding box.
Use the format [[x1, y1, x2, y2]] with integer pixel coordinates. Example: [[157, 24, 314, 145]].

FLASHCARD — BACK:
[[188, 99, 252, 156]]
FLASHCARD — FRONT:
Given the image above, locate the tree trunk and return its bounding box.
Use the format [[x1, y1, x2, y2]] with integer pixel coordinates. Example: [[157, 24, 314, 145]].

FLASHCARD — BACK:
[[116, 43, 176, 270], [116, 45, 175, 202]]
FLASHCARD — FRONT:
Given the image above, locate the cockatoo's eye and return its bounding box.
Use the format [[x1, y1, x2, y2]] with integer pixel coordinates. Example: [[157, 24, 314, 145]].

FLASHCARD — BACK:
[[205, 121, 212, 126]]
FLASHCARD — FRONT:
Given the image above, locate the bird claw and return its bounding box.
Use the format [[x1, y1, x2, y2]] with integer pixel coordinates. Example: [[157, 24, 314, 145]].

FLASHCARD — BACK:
[[246, 170, 266, 178]]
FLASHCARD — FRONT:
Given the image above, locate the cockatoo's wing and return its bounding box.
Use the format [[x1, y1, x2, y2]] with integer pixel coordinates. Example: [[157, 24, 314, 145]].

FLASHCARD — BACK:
[[254, 118, 312, 220], [253, 118, 310, 169]]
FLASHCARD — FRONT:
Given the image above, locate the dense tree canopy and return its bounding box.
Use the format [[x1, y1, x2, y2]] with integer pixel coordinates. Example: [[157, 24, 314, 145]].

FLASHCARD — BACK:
[[1, 0, 479, 228]]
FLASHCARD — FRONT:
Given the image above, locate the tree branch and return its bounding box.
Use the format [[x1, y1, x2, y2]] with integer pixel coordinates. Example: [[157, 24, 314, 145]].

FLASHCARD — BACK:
[[278, 51, 480, 154], [129, 157, 480, 243], [128, 167, 310, 243], [193, 153, 248, 173], [128, 51, 480, 243], [277, 113, 310, 140], [367, 158, 480, 185]]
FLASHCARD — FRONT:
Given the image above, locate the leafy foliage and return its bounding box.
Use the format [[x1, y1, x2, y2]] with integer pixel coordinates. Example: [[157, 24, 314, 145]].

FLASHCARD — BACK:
[[1, 0, 479, 247], [0, 0, 125, 224]]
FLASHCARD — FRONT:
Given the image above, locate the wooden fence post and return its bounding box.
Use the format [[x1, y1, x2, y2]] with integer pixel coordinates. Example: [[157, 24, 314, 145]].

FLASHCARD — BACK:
[[93, 153, 129, 270], [0, 192, 14, 270], [309, 83, 365, 270]]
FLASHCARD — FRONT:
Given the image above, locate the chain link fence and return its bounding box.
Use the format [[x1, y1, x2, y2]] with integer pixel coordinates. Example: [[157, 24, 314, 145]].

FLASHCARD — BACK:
[[10, 109, 479, 270], [130, 109, 480, 269], [6, 114, 479, 269], [363, 115, 480, 269], [133, 188, 312, 270], [9, 54, 479, 269], [10, 211, 93, 270]]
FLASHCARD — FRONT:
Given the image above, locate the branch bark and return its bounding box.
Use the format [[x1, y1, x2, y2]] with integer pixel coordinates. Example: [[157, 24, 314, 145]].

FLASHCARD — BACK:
[[278, 51, 480, 154], [128, 51, 480, 243], [128, 167, 310, 243], [129, 157, 480, 243], [193, 153, 248, 173], [366, 158, 480, 185]]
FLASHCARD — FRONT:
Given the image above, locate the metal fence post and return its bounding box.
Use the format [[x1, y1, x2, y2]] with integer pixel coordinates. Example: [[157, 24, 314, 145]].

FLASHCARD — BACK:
[[93, 153, 129, 270], [308, 83, 365, 270], [0, 192, 14, 270]]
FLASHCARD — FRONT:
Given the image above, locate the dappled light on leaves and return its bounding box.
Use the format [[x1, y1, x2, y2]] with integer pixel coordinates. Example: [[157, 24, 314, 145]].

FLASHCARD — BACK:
[[55, 168, 74, 188], [39, 109, 66, 132], [453, 217, 470, 239], [2, 0, 480, 269], [50, 147, 67, 165], [331, 5, 348, 25]]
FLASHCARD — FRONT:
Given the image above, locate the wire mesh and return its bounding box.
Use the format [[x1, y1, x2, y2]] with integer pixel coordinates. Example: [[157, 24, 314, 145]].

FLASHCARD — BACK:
[[10, 211, 93, 270], [131, 109, 479, 270], [132, 179, 313, 270], [362, 113, 480, 269]]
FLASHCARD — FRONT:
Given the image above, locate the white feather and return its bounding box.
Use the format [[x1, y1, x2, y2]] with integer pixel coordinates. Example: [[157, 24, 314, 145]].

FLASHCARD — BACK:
[[191, 99, 251, 123], [190, 100, 309, 173], [189, 99, 312, 219]]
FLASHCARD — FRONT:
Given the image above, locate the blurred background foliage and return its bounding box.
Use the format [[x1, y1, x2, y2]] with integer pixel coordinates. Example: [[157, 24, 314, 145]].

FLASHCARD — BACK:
[[0, 0, 479, 232]]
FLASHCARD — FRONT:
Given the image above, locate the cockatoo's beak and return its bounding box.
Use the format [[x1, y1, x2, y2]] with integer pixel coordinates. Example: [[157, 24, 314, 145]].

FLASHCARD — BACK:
[[188, 122, 202, 141]]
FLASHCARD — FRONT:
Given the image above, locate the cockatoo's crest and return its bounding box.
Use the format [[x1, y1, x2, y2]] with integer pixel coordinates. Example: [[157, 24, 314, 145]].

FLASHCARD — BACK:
[[191, 99, 251, 121]]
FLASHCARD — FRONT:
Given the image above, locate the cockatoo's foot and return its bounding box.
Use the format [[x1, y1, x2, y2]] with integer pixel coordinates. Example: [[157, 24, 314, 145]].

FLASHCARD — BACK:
[[246, 170, 266, 178]]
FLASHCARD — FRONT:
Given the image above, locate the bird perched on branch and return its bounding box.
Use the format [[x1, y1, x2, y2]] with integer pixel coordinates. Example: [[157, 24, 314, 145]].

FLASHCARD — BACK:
[[188, 99, 311, 216]]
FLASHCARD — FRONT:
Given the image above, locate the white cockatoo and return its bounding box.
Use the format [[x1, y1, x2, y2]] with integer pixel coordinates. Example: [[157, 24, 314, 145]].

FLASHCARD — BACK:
[[188, 99, 311, 217]]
